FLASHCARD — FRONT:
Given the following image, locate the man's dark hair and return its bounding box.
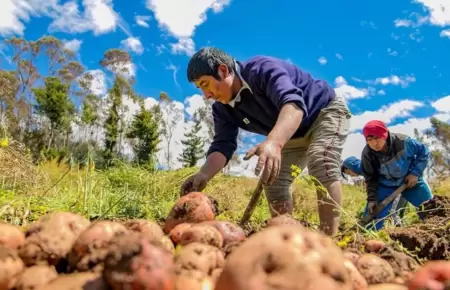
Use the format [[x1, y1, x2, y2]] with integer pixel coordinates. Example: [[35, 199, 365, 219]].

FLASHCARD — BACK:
[[187, 47, 235, 82]]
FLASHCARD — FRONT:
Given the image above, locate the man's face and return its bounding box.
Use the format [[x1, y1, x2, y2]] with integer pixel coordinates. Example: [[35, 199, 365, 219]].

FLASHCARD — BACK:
[[366, 135, 386, 152], [194, 64, 234, 104], [344, 168, 359, 177]]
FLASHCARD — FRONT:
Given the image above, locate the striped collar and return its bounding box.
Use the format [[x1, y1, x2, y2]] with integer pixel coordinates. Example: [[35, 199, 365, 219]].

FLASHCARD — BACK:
[[228, 61, 252, 108]]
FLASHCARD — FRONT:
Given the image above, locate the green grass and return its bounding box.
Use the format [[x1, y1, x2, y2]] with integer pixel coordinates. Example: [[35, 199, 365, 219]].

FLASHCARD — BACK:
[[1, 155, 447, 241]]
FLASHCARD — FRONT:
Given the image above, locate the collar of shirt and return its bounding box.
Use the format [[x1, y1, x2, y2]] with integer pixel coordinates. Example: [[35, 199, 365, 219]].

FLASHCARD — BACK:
[[228, 61, 253, 108]]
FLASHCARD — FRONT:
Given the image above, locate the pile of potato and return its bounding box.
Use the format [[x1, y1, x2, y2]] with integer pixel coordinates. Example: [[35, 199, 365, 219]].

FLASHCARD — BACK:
[[0, 191, 449, 290]]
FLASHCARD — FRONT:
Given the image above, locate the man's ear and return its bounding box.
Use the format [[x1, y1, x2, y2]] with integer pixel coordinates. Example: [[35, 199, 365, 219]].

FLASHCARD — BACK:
[[217, 64, 230, 79]]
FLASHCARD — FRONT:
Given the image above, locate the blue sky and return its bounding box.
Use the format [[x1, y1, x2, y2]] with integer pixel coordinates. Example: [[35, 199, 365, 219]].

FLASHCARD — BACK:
[[1, 0, 450, 174]]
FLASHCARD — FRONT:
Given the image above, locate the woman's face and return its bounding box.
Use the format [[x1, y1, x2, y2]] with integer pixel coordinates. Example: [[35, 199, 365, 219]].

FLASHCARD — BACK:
[[366, 135, 387, 152]]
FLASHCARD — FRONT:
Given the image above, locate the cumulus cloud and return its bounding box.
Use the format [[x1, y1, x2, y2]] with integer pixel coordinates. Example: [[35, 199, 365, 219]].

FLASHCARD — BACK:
[[170, 38, 196, 56], [146, 0, 231, 56], [333, 76, 369, 100], [135, 15, 151, 28], [121, 36, 144, 55], [63, 39, 82, 53], [318, 56, 327, 65]]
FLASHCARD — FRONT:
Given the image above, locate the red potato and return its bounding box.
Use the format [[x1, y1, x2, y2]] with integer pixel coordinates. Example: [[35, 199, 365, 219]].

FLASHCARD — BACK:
[[67, 221, 129, 272], [164, 192, 218, 234], [407, 261, 450, 290], [199, 221, 246, 248], [356, 254, 395, 285], [123, 219, 165, 240], [36, 272, 107, 290], [215, 224, 353, 290], [344, 259, 368, 290], [14, 265, 58, 290], [179, 224, 223, 248], [365, 240, 386, 253], [169, 223, 192, 245], [19, 212, 91, 267], [174, 242, 224, 277], [0, 222, 25, 250], [0, 246, 24, 290], [103, 232, 176, 290]]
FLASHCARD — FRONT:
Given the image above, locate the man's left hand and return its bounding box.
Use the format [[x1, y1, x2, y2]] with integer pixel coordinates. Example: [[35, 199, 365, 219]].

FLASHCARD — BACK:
[[243, 139, 282, 185], [405, 174, 418, 189]]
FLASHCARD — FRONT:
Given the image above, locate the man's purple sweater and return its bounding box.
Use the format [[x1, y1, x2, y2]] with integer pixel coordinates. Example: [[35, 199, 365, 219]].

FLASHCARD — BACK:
[[207, 55, 336, 164]]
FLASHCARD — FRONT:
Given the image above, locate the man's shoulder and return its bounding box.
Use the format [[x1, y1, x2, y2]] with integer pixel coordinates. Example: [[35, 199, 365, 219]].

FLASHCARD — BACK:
[[241, 55, 293, 73]]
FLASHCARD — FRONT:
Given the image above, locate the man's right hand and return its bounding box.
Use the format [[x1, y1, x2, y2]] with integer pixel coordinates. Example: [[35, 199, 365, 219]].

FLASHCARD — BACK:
[[367, 201, 377, 214], [180, 172, 210, 196]]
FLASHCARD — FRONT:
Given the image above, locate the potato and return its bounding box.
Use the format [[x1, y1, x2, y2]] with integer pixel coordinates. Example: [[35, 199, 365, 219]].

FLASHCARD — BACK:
[[174, 242, 224, 277], [0, 246, 24, 290], [199, 221, 246, 247], [222, 240, 244, 258], [365, 240, 385, 253], [19, 212, 90, 267], [37, 272, 107, 290], [15, 265, 58, 290], [164, 192, 217, 234], [174, 270, 214, 290], [123, 219, 165, 240], [160, 236, 175, 253], [215, 224, 353, 290], [344, 259, 368, 290], [103, 232, 176, 290], [343, 251, 360, 266], [179, 224, 223, 248], [169, 223, 192, 245], [67, 221, 129, 272], [407, 261, 450, 290], [0, 222, 25, 250], [265, 214, 303, 227], [367, 284, 407, 289], [356, 254, 395, 284]]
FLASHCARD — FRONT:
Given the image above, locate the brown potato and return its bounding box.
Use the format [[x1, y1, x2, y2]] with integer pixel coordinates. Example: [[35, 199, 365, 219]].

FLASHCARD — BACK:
[[367, 283, 407, 289], [164, 192, 217, 234], [67, 221, 129, 272], [265, 214, 303, 227], [344, 259, 368, 290], [179, 224, 223, 248], [19, 212, 91, 267], [36, 272, 107, 290], [199, 221, 246, 248], [174, 242, 224, 277], [103, 232, 176, 290], [0, 222, 25, 250], [160, 236, 175, 253], [343, 251, 360, 266], [174, 270, 214, 290], [215, 224, 353, 290], [123, 219, 165, 240], [0, 246, 24, 290], [15, 265, 58, 290], [356, 254, 395, 284], [169, 223, 192, 245], [365, 240, 386, 253]]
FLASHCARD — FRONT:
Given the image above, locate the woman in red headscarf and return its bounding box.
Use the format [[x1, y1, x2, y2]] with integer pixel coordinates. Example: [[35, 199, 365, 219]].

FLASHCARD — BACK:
[[360, 120, 434, 230]]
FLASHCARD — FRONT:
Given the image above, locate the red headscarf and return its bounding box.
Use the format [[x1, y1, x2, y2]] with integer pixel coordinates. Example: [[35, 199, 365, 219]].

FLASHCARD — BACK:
[[363, 120, 389, 140]]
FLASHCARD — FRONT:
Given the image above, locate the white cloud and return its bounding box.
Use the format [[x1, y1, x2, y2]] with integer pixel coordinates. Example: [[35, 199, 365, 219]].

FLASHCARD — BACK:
[[414, 0, 450, 27], [372, 75, 416, 87], [318, 56, 327, 65], [333, 76, 369, 100], [377, 89, 386, 95], [48, 0, 120, 36], [0, 0, 59, 36], [121, 36, 144, 55], [335, 53, 343, 60], [170, 38, 195, 56], [394, 19, 414, 27], [135, 15, 151, 28], [431, 95, 450, 112], [86, 69, 107, 95], [63, 39, 82, 53], [440, 29, 450, 38], [387, 48, 398, 56], [350, 99, 424, 132], [146, 0, 231, 55]]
